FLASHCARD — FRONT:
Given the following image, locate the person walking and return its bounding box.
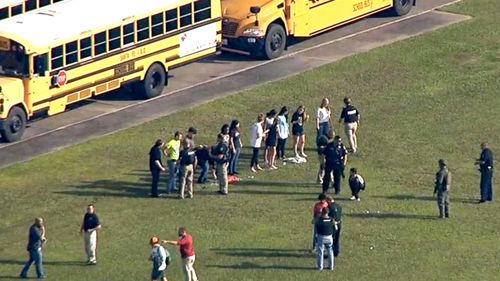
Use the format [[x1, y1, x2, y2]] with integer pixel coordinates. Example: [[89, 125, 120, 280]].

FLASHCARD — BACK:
[[20, 218, 46, 279], [314, 208, 335, 271], [291, 105, 309, 158], [434, 159, 451, 218], [228, 120, 242, 175], [164, 131, 183, 194], [162, 227, 198, 281], [348, 167, 365, 201], [327, 196, 342, 257], [150, 139, 166, 198], [475, 142, 494, 203], [311, 193, 329, 253], [178, 140, 197, 199], [211, 133, 230, 195], [322, 136, 348, 194], [316, 97, 331, 143], [80, 204, 102, 265], [276, 106, 289, 160], [149, 236, 170, 281], [338, 97, 360, 153], [250, 113, 267, 172]]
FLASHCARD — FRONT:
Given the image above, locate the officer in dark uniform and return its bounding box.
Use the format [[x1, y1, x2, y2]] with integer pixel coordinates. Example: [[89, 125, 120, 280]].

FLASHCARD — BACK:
[[475, 142, 494, 203], [322, 135, 348, 194], [327, 196, 342, 257], [210, 133, 229, 195], [434, 159, 451, 218]]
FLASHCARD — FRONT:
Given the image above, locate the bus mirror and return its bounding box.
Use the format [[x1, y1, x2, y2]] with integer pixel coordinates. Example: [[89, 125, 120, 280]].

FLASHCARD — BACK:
[[250, 6, 261, 14]]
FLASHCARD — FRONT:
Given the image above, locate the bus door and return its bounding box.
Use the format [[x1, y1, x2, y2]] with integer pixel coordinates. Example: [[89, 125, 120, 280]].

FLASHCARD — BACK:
[[307, 0, 342, 35], [289, 0, 310, 36]]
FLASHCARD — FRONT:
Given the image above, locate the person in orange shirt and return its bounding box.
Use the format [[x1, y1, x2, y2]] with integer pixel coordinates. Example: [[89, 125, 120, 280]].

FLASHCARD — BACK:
[[310, 193, 328, 253]]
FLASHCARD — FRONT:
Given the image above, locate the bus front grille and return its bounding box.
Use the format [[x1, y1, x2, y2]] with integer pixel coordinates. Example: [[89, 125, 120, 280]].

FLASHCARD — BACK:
[[222, 21, 238, 36]]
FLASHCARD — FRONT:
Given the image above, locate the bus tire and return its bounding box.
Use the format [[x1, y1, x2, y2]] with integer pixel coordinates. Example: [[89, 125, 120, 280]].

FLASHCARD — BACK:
[[391, 0, 412, 16], [0, 106, 26, 142], [139, 63, 167, 99], [264, 23, 286, 60]]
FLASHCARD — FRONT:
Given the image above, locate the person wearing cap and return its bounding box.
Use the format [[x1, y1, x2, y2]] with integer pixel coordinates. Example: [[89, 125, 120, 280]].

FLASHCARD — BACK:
[[338, 97, 360, 153], [434, 159, 451, 218], [20, 218, 46, 279], [149, 236, 170, 281], [163, 227, 198, 281], [475, 142, 494, 203]]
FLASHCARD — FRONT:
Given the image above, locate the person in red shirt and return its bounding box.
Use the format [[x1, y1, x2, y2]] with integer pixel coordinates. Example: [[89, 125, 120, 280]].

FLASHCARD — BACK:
[[163, 227, 198, 281], [311, 193, 328, 253]]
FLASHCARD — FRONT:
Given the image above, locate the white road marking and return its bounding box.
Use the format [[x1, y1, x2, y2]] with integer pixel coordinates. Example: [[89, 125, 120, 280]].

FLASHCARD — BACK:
[[1, 0, 462, 149]]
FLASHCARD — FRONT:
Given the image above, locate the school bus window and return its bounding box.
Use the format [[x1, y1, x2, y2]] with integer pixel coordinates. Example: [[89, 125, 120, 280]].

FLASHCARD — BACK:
[[137, 17, 150, 42], [108, 27, 121, 51], [0, 45, 29, 76], [151, 12, 164, 37], [0, 7, 8, 20], [180, 3, 192, 27], [51, 45, 63, 69], [11, 4, 23, 16], [165, 9, 178, 32], [94, 31, 107, 56], [33, 53, 48, 76], [123, 23, 135, 45], [194, 0, 210, 22], [65, 40, 78, 65], [79, 37, 92, 59], [39, 0, 51, 7], [26, 0, 38, 11]]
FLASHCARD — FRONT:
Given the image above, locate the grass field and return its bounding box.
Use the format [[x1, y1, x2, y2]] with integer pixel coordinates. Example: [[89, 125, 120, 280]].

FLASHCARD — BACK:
[[1, 0, 500, 280]]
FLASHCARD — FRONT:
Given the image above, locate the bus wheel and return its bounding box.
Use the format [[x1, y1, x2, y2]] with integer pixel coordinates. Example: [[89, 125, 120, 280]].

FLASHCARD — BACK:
[[391, 0, 412, 16], [264, 24, 286, 60], [0, 106, 26, 142], [139, 63, 167, 99]]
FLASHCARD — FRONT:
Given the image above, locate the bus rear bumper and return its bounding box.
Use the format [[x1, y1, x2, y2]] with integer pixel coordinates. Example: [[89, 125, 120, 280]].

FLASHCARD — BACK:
[[221, 37, 265, 56]]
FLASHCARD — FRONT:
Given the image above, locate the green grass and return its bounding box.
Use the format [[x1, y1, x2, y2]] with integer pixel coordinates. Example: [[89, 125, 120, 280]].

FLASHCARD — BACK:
[[1, 0, 500, 280]]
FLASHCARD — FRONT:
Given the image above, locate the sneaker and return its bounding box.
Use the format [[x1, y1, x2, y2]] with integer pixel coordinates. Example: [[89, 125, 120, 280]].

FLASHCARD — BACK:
[[256, 165, 264, 171], [356, 198, 361, 202], [350, 196, 356, 200], [271, 165, 278, 170], [300, 153, 308, 158], [87, 260, 97, 265], [251, 167, 257, 173]]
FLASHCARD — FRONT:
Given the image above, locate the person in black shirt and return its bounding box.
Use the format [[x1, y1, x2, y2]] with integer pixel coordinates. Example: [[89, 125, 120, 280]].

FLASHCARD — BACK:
[[291, 105, 309, 158], [314, 208, 334, 270], [149, 139, 166, 198], [178, 140, 197, 199], [338, 97, 360, 153], [210, 133, 229, 195], [20, 218, 46, 279], [348, 167, 365, 201], [327, 196, 342, 257], [80, 204, 102, 265], [322, 136, 348, 194], [195, 145, 210, 184], [475, 142, 494, 203]]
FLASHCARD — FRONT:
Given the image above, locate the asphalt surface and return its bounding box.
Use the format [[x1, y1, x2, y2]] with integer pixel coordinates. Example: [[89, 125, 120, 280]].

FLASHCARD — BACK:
[[0, 0, 468, 169]]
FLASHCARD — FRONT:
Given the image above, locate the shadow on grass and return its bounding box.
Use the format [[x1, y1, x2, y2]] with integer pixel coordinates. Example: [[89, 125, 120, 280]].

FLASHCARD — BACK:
[[211, 248, 309, 258], [0, 259, 86, 266], [56, 179, 152, 198], [372, 194, 435, 201], [207, 263, 314, 270], [231, 188, 314, 196], [346, 212, 437, 220]]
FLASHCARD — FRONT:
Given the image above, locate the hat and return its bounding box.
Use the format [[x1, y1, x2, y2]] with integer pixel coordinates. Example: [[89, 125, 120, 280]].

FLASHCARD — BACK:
[[150, 235, 159, 245], [438, 159, 447, 166]]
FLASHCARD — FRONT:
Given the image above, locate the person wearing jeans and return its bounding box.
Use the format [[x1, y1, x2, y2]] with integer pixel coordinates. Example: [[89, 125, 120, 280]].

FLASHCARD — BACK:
[[163, 227, 198, 281], [164, 131, 183, 193], [228, 120, 242, 175], [276, 106, 289, 159], [20, 217, 46, 279], [315, 208, 335, 271]]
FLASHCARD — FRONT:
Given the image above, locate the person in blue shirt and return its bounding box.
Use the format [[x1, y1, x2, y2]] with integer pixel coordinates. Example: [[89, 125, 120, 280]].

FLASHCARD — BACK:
[[475, 142, 494, 203], [20, 218, 46, 279]]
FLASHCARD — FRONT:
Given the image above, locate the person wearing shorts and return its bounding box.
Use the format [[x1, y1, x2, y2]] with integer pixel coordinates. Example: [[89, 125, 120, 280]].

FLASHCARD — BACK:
[[291, 105, 309, 158]]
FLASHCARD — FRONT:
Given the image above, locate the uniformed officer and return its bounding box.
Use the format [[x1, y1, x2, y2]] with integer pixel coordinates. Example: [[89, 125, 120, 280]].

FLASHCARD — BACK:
[[314, 208, 334, 271], [327, 196, 342, 257], [475, 142, 494, 203], [338, 97, 360, 153], [322, 135, 348, 194], [210, 133, 229, 195], [434, 159, 451, 218]]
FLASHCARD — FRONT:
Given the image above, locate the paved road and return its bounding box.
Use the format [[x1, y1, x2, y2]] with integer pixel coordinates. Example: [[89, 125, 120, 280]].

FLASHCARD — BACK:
[[0, 0, 467, 169]]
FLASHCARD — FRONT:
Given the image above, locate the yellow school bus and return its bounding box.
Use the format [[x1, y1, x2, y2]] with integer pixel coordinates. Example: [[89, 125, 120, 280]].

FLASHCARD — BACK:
[[0, 0, 64, 20], [0, 0, 221, 142], [221, 0, 415, 59]]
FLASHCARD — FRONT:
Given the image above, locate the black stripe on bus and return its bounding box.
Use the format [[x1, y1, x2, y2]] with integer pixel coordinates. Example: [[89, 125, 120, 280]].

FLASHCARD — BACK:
[[309, 5, 391, 36], [310, 0, 336, 10], [49, 17, 222, 76], [34, 66, 144, 106]]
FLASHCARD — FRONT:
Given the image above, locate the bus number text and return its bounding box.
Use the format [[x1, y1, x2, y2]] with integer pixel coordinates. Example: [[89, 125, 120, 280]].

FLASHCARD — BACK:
[[353, 0, 372, 12], [119, 47, 147, 62]]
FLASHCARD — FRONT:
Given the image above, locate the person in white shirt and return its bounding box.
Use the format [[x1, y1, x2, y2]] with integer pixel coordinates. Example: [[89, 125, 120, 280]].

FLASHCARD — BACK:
[[276, 106, 289, 160], [250, 113, 268, 172], [316, 97, 331, 144]]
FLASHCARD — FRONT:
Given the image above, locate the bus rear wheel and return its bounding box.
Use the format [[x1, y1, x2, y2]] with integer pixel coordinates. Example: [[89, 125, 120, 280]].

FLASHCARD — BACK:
[[264, 23, 286, 60], [391, 0, 412, 16], [135, 63, 167, 99], [0, 106, 26, 142]]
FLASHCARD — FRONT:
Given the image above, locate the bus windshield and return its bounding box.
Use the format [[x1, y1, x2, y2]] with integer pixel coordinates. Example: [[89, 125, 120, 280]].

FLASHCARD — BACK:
[[0, 49, 28, 76]]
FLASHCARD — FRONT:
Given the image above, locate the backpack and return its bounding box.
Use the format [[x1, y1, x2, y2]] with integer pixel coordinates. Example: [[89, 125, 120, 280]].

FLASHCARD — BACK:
[[357, 174, 366, 190], [152, 247, 164, 269]]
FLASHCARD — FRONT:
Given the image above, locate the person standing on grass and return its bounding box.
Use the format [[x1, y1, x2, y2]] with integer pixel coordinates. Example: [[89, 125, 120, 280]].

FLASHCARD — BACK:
[[228, 120, 242, 176], [316, 97, 331, 143], [20, 218, 46, 279], [315, 208, 335, 271], [149, 236, 170, 281], [291, 105, 309, 158], [338, 97, 360, 153], [311, 193, 329, 253], [276, 106, 289, 160], [327, 196, 342, 257], [162, 227, 199, 281], [250, 113, 268, 172], [195, 145, 210, 184], [150, 139, 166, 198], [434, 159, 451, 218], [316, 133, 330, 185], [164, 131, 183, 194], [475, 142, 494, 203], [185, 127, 197, 148], [178, 140, 197, 199], [264, 109, 277, 166], [348, 167, 365, 201], [265, 117, 279, 170], [211, 133, 230, 195], [323, 136, 348, 195], [80, 204, 102, 265]]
